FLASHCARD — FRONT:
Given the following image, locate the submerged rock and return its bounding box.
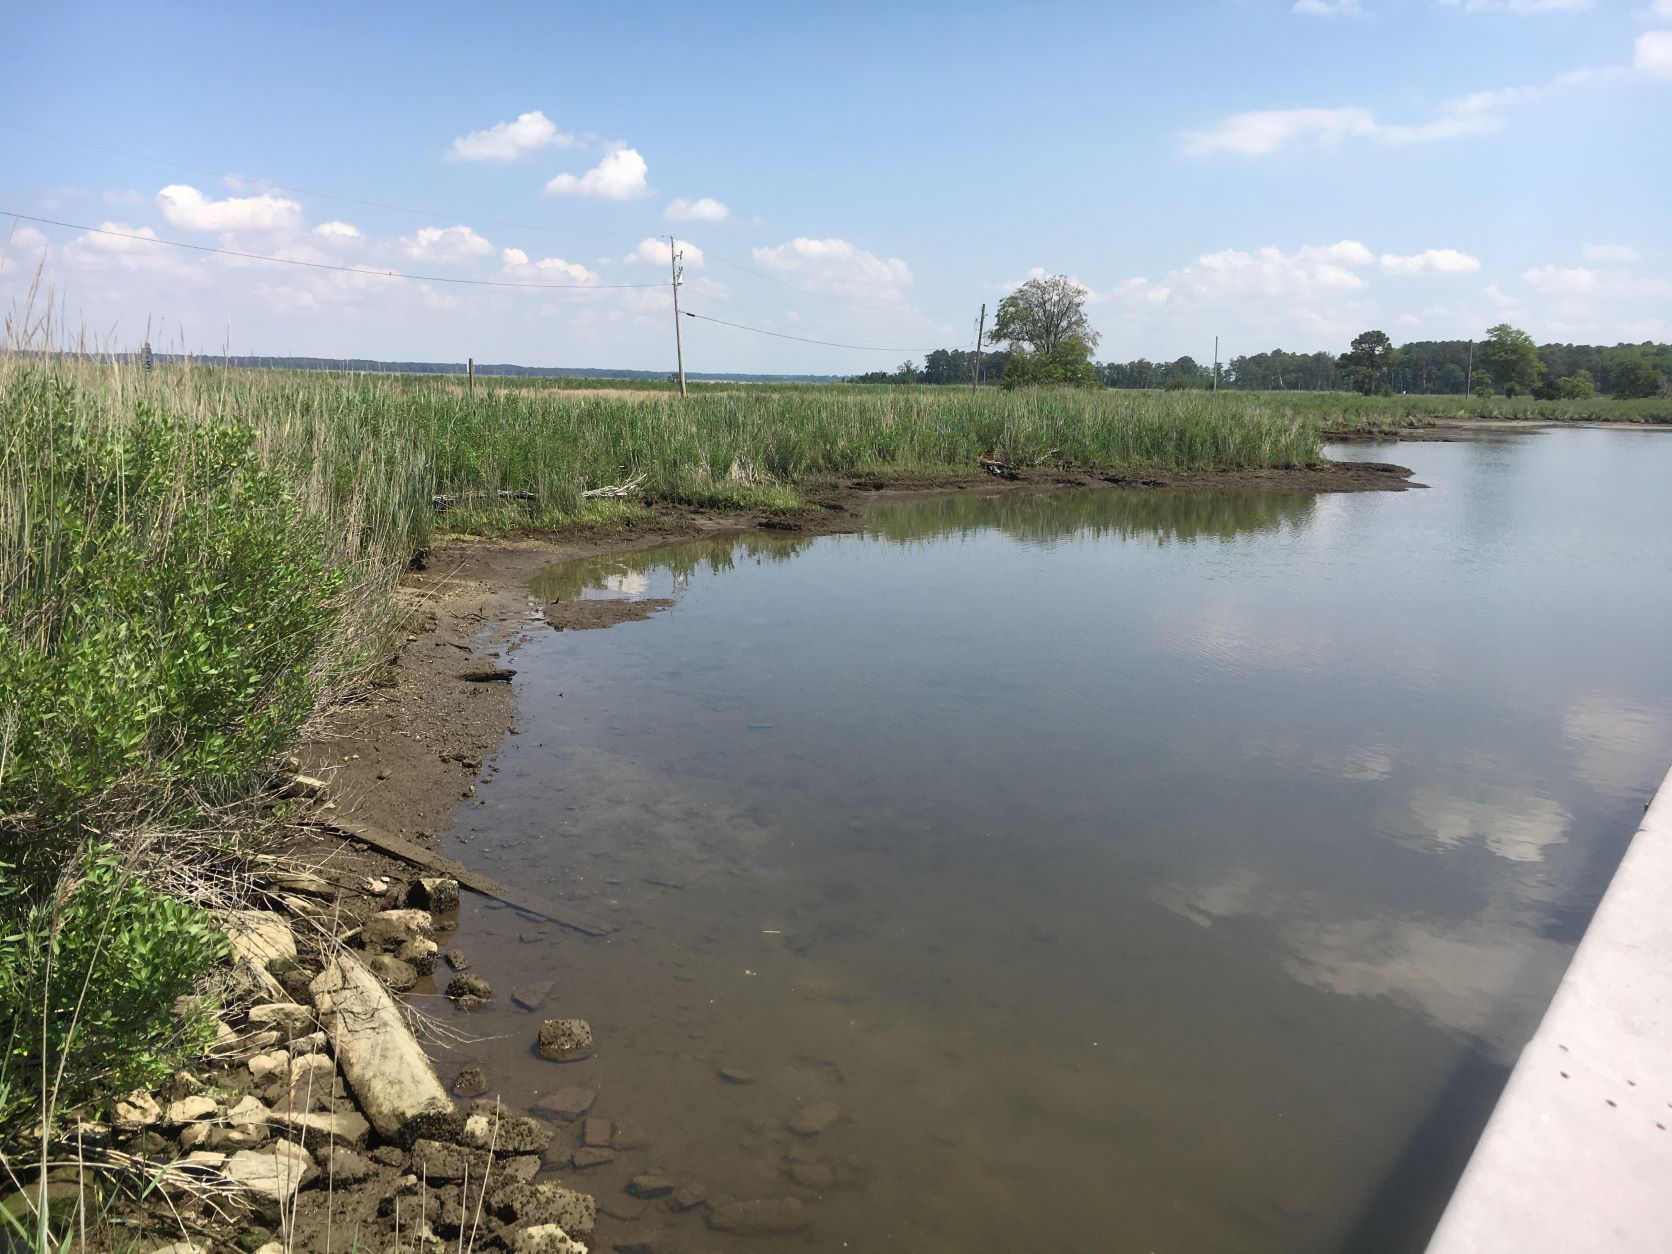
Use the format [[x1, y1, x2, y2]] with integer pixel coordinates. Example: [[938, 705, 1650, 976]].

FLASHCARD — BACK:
[[537, 1018, 593, 1062], [446, 974, 493, 1003], [453, 1067, 488, 1098], [532, 1087, 596, 1121], [788, 1102, 840, 1137], [707, 1197, 807, 1235]]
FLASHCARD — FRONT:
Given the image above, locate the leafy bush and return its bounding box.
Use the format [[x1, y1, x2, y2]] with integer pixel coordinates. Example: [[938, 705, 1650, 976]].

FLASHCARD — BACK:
[[0, 843, 226, 1134], [0, 369, 344, 886]]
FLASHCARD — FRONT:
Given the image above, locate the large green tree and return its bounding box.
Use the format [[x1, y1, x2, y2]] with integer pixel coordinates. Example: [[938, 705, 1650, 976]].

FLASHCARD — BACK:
[[1001, 335, 1100, 390], [1609, 355, 1664, 399], [989, 275, 1100, 357], [1337, 330, 1398, 395], [1478, 324, 1544, 396]]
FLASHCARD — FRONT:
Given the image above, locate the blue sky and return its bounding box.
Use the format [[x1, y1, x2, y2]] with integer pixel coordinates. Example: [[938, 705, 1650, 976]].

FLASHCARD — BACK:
[[3, 0, 1668, 374]]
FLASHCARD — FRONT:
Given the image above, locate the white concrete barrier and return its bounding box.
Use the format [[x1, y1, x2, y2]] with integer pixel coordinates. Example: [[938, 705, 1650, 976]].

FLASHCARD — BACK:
[[1426, 764, 1672, 1253]]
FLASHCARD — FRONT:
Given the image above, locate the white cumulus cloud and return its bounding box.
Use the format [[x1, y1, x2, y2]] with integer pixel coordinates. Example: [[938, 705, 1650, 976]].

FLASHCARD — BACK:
[[664, 196, 728, 222], [1581, 242, 1639, 263], [1523, 264, 1600, 293], [448, 111, 572, 161], [1636, 29, 1672, 77], [1293, 0, 1363, 15], [312, 221, 362, 240], [500, 247, 599, 283], [545, 147, 650, 200], [156, 183, 302, 233], [403, 225, 494, 263], [1437, 0, 1591, 10], [1380, 248, 1482, 274], [750, 237, 913, 302], [625, 237, 703, 267]]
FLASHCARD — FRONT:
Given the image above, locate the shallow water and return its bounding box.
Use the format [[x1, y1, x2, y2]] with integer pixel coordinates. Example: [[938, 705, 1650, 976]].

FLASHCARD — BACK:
[[436, 429, 1672, 1253]]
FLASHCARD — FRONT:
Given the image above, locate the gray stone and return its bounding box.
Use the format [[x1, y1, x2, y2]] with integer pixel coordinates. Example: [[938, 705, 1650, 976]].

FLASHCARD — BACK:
[[323, 1146, 372, 1183], [312, 954, 457, 1147], [443, 949, 471, 971], [112, 1090, 163, 1129], [246, 1003, 315, 1041], [581, 1117, 612, 1149], [628, 1175, 676, 1199], [360, 909, 435, 950], [286, 1054, 338, 1113], [788, 1161, 833, 1189], [492, 1181, 596, 1236], [572, 1146, 615, 1170], [410, 876, 461, 913], [395, 937, 439, 976], [707, 1198, 807, 1235], [512, 980, 554, 1012], [501, 1154, 542, 1183], [788, 1102, 840, 1136], [247, 1050, 289, 1083], [512, 1226, 586, 1254], [454, 1067, 488, 1097], [268, 1108, 371, 1151], [667, 1182, 707, 1212], [221, 1143, 317, 1216], [532, 1087, 595, 1121], [409, 1139, 484, 1183], [537, 1018, 593, 1062], [717, 1066, 755, 1085], [446, 974, 493, 1002], [366, 953, 417, 991], [166, 1095, 219, 1125], [461, 1112, 553, 1156], [598, 1198, 646, 1221]]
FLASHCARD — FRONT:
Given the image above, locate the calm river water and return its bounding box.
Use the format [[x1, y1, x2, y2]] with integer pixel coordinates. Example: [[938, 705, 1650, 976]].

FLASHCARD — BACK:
[[438, 429, 1672, 1253]]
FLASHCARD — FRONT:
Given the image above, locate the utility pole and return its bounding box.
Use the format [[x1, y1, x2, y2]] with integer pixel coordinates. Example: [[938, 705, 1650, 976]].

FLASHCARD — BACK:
[[972, 302, 986, 389], [1212, 336, 1220, 392], [467, 356, 475, 397], [1465, 340, 1474, 396], [669, 235, 687, 398]]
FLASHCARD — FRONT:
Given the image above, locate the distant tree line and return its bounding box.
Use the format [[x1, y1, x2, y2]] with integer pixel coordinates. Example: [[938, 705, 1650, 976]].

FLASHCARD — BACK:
[[848, 283, 1670, 399]]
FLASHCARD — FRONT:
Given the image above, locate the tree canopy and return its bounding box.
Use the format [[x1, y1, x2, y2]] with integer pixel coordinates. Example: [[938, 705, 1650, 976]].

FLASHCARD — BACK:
[[1479, 324, 1544, 397], [989, 275, 1100, 356], [1338, 331, 1399, 395]]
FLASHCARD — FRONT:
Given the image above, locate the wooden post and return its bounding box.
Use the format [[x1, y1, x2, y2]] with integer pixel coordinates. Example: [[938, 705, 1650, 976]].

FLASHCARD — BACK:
[[467, 357, 475, 397], [973, 303, 986, 389], [670, 236, 687, 397]]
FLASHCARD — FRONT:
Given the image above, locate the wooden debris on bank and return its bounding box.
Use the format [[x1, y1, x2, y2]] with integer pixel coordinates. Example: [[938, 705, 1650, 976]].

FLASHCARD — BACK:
[[308, 820, 615, 937], [581, 472, 647, 498], [978, 452, 1019, 480]]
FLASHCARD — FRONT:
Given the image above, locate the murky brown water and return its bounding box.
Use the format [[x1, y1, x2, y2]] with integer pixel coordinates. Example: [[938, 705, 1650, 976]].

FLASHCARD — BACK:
[[426, 430, 1672, 1253]]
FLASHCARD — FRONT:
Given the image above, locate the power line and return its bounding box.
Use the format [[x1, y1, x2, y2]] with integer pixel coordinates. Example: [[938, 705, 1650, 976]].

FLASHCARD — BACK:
[[682, 309, 937, 353], [5, 212, 668, 290], [0, 122, 652, 241]]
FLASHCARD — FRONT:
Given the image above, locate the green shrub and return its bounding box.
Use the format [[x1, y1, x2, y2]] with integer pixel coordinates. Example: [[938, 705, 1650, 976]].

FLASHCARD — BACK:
[[0, 370, 344, 886], [0, 843, 227, 1135]]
